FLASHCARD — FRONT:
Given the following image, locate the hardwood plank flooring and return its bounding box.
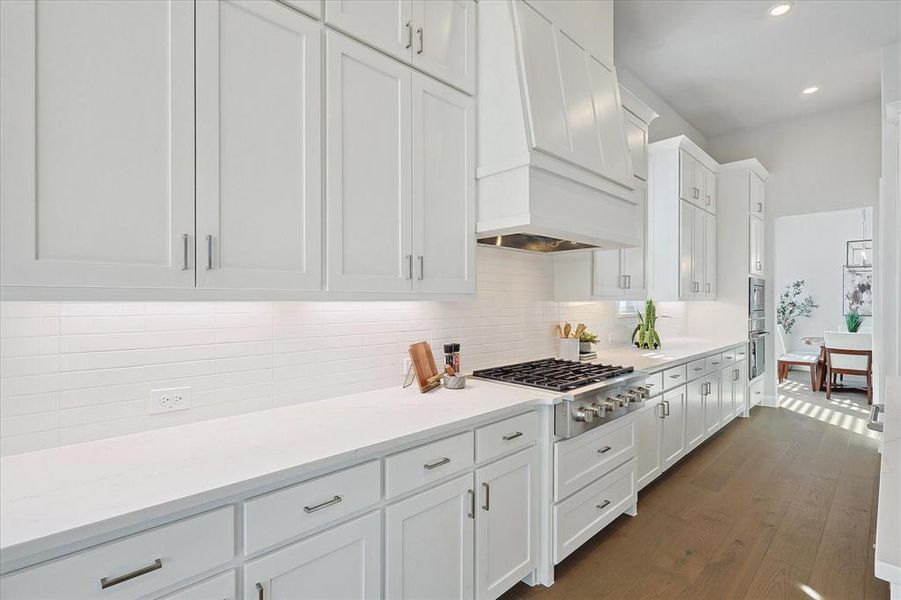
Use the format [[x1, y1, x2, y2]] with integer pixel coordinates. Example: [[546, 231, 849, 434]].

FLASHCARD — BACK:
[[502, 371, 888, 600]]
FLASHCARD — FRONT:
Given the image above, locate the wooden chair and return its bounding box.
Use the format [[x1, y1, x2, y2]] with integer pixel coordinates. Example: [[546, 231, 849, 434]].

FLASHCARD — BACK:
[[823, 331, 873, 404], [776, 324, 819, 390]]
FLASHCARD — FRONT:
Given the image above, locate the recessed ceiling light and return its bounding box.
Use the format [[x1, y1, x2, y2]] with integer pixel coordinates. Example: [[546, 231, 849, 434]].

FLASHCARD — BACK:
[[802, 86, 819, 95], [769, 3, 792, 16]]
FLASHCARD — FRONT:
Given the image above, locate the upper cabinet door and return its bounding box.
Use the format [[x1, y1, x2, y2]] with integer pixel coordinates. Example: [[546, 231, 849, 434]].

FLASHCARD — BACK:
[[196, 0, 321, 291], [704, 167, 717, 213], [621, 181, 647, 299], [679, 150, 695, 202], [692, 202, 706, 297], [282, 0, 322, 19], [692, 156, 707, 206], [325, 33, 413, 293], [749, 216, 764, 276], [749, 173, 765, 217], [679, 201, 695, 299], [411, 0, 475, 94], [624, 114, 649, 181], [704, 211, 717, 298], [592, 250, 624, 299], [586, 57, 633, 186], [324, 0, 413, 62], [0, 0, 195, 289], [412, 74, 475, 294]]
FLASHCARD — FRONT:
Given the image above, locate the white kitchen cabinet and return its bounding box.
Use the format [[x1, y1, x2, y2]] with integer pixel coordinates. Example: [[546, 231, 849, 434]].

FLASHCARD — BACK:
[[686, 379, 706, 451], [590, 181, 647, 299], [749, 215, 765, 276], [475, 447, 539, 600], [245, 511, 381, 600], [282, 0, 322, 19], [385, 473, 475, 600], [624, 111, 649, 181], [723, 359, 748, 424], [196, 0, 321, 291], [636, 400, 663, 491], [325, 32, 413, 293], [650, 136, 718, 302], [412, 73, 476, 294], [660, 386, 687, 470], [324, 0, 413, 63], [0, 0, 195, 289], [158, 571, 235, 600], [592, 250, 625, 298], [412, 0, 476, 93], [704, 371, 722, 437], [750, 172, 766, 217]]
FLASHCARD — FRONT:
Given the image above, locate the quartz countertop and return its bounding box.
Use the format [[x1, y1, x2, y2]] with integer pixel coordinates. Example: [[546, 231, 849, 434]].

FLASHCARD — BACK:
[[0, 379, 557, 569], [876, 376, 901, 586], [589, 336, 749, 372]]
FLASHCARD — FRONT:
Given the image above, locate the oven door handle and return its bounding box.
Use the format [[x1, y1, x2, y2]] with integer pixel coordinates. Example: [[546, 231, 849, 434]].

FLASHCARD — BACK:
[[749, 331, 769, 338]]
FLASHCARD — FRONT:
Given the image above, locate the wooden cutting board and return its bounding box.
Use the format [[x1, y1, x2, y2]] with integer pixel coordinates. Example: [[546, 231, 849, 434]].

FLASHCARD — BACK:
[[408, 341, 441, 393]]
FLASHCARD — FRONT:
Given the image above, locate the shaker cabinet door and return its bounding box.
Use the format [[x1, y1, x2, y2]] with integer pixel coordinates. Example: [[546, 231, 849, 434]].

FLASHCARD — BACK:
[[411, 0, 475, 93], [686, 379, 706, 451], [679, 201, 695, 299], [324, 0, 413, 63], [621, 181, 648, 299], [592, 250, 624, 299], [196, 0, 322, 291], [325, 32, 414, 293], [679, 150, 696, 202], [636, 402, 663, 490], [661, 387, 687, 470], [412, 74, 475, 294], [0, 0, 195, 289], [704, 210, 717, 298]]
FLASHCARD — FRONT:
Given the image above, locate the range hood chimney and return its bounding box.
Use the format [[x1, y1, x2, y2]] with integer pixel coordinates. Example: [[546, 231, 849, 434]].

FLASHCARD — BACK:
[[476, 1, 641, 252]]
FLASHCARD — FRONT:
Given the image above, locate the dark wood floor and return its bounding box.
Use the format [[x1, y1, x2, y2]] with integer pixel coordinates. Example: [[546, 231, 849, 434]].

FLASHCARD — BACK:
[[502, 372, 889, 600]]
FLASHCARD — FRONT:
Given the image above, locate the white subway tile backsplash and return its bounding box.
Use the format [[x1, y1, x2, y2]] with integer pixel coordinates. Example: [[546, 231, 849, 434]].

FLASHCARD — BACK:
[[0, 248, 685, 455]]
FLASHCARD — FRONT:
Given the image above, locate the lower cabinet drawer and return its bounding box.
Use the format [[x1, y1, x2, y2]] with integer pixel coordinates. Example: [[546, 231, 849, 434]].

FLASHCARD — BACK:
[[706, 354, 724, 372], [245, 511, 381, 600], [554, 459, 636, 564], [687, 358, 708, 381], [157, 570, 235, 600], [662, 364, 687, 390], [734, 345, 748, 363], [385, 431, 474, 498], [244, 460, 381, 555], [0, 507, 235, 600], [554, 417, 635, 501], [475, 411, 538, 463]]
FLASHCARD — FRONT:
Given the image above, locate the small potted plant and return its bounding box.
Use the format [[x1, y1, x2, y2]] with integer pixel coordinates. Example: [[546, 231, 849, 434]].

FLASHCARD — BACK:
[[579, 330, 598, 353], [845, 309, 863, 333]]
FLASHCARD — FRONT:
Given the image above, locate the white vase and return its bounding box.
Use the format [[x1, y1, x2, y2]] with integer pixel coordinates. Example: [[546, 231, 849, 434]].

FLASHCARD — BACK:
[[559, 338, 580, 361]]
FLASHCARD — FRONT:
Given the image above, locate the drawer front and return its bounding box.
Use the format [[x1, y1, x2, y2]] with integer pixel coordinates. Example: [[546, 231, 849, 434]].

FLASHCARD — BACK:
[[244, 460, 381, 555], [645, 371, 664, 398], [554, 417, 636, 501], [706, 354, 724, 372], [475, 411, 538, 463], [687, 358, 708, 381], [721, 349, 736, 366], [157, 570, 235, 600], [554, 459, 636, 563], [385, 431, 474, 498], [734, 345, 749, 363], [662, 364, 687, 390], [0, 508, 235, 600]]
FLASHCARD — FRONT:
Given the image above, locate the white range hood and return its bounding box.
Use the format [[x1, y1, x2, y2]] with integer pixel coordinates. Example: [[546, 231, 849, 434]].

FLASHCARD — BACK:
[[477, 0, 639, 252]]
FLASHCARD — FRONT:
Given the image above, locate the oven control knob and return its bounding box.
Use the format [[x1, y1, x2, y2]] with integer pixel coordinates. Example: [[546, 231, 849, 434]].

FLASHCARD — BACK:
[[603, 398, 617, 411], [615, 394, 629, 407], [590, 401, 607, 418], [575, 406, 595, 423], [627, 389, 644, 403]]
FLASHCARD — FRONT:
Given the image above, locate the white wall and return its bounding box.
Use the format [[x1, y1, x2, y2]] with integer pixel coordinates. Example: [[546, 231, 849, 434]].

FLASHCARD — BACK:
[[775, 208, 873, 349], [708, 100, 882, 404], [0, 247, 687, 456], [617, 67, 711, 152]]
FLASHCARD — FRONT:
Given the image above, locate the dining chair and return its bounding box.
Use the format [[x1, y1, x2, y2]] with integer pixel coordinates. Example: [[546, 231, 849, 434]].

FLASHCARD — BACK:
[[776, 324, 819, 389], [823, 331, 873, 403]]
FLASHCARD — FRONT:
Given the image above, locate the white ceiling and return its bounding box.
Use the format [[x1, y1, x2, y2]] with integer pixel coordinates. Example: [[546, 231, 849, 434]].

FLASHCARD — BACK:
[[614, 0, 901, 138]]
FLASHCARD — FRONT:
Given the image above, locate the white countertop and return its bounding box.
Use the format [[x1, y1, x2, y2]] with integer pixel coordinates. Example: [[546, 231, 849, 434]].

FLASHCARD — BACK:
[[0, 336, 742, 570], [0, 379, 557, 568], [590, 336, 748, 372], [876, 376, 901, 586]]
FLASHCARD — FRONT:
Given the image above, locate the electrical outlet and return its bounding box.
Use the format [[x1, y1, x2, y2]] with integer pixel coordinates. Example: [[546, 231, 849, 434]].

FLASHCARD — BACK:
[[147, 387, 192, 414]]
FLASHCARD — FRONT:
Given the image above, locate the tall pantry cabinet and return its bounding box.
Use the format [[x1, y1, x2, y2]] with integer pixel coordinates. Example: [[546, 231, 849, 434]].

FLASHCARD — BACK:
[[0, 0, 476, 299]]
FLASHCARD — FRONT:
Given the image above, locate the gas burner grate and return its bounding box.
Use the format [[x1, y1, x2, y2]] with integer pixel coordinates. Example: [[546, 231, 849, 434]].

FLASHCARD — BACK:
[[472, 358, 635, 392]]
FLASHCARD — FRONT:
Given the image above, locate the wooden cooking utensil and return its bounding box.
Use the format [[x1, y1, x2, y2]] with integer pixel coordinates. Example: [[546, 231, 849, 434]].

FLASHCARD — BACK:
[[563, 323, 572, 338], [574, 323, 587, 339], [555, 324, 563, 338], [408, 341, 441, 393]]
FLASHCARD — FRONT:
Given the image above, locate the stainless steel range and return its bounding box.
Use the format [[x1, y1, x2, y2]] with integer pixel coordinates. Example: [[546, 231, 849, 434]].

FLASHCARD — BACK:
[[471, 358, 649, 439]]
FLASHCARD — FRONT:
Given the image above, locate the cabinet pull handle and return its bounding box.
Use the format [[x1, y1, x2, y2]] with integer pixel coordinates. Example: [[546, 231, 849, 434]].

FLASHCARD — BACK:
[[656, 402, 665, 419], [692, 366, 703, 371], [693, 187, 700, 200], [733, 369, 740, 381], [303, 495, 342, 513], [405, 19, 413, 48], [181, 234, 189, 271], [405, 254, 413, 280], [205, 234, 213, 270], [597, 500, 611, 510], [100, 558, 162, 589], [706, 195, 711, 205], [705, 283, 711, 293], [597, 445, 612, 454], [256, 582, 264, 600], [664, 400, 670, 416], [417, 255, 424, 280], [502, 431, 523, 441], [416, 27, 424, 54], [756, 202, 763, 213], [482, 481, 490, 511], [625, 274, 631, 289], [669, 373, 681, 379], [467, 488, 475, 519], [424, 456, 450, 470]]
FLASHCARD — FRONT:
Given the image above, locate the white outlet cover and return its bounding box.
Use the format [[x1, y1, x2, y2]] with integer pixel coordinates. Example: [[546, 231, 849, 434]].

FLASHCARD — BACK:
[[148, 387, 192, 414]]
